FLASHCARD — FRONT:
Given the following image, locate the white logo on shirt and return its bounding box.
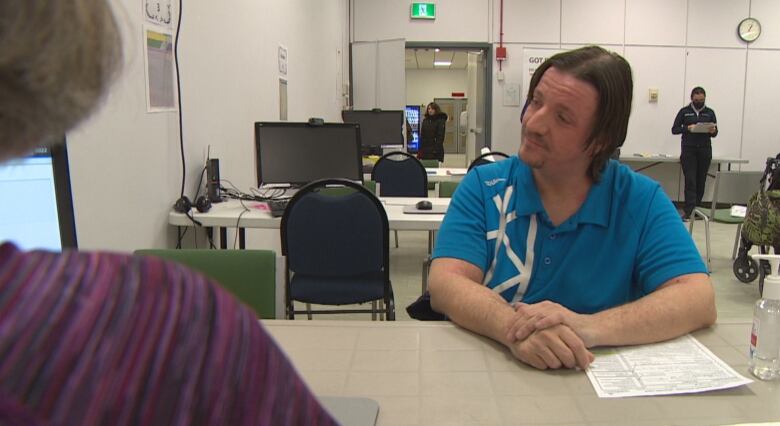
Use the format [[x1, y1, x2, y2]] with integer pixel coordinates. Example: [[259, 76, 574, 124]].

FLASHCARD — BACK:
[[484, 178, 507, 187]]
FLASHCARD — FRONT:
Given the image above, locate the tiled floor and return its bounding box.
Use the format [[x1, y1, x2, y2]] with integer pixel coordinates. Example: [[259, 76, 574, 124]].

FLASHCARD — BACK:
[[295, 213, 761, 322]]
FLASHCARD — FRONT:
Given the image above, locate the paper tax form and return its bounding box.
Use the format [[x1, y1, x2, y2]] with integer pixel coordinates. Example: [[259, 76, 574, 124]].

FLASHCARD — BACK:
[[586, 334, 752, 398]]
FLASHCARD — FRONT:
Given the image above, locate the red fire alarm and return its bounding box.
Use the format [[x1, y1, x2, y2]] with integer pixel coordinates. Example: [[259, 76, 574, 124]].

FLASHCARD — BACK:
[[496, 46, 507, 61], [451, 92, 465, 97]]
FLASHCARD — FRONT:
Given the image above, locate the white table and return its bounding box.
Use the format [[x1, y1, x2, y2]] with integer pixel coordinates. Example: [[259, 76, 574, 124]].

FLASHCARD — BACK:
[[424, 167, 467, 183], [620, 155, 748, 202], [363, 167, 468, 185], [169, 198, 448, 248], [620, 155, 747, 172], [263, 319, 779, 426]]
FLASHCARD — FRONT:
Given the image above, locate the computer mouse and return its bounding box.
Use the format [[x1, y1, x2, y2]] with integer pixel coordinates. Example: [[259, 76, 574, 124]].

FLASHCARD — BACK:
[[416, 200, 433, 210]]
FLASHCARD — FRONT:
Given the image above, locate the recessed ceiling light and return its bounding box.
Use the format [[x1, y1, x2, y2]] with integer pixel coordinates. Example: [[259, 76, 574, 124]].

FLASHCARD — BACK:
[[435, 48, 441, 52], [433, 61, 451, 66]]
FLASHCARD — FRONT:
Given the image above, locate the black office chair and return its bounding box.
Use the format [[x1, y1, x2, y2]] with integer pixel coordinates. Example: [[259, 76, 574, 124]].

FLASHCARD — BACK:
[[468, 151, 510, 171], [372, 151, 429, 248], [371, 151, 429, 196], [280, 178, 394, 320]]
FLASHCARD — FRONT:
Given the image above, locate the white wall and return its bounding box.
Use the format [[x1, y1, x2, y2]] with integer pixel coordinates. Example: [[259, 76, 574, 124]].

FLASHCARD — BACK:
[[406, 69, 468, 107], [353, 0, 780, 170], [67, 0, 348, 251], [352, 0, 491, 42]]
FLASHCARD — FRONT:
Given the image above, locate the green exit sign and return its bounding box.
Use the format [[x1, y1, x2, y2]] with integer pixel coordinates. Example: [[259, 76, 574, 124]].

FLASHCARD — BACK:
[[411, 3, 436, 20]]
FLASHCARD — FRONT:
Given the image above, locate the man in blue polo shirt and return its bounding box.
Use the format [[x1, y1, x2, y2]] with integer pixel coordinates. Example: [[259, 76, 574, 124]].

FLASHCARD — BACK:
[[428, 46, 716, 371]]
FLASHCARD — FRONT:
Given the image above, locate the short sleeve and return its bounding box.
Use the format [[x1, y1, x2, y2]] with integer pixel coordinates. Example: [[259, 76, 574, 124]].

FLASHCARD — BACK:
[[433, 169, 490, 272], [634, 188, 708, 293]]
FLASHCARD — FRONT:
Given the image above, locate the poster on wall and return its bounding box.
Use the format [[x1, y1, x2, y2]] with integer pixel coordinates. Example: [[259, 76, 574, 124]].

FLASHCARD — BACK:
[[143, 28, 177, 112], [144, 0, 173, 28], [521, 48, 563, 107], [279, 79, 288, 121]]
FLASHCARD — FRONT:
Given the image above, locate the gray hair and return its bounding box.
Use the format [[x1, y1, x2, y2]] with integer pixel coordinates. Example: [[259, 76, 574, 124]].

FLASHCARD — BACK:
[[0, 0, 121, 162]]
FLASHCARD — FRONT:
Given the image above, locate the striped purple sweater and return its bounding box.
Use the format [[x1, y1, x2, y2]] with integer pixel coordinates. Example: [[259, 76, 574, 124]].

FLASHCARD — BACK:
[[0, 243, 336, 425]]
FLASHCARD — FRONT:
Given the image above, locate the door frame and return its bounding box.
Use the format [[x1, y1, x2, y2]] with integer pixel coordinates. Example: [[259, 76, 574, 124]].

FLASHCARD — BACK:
[[404, 41, 493, 152]]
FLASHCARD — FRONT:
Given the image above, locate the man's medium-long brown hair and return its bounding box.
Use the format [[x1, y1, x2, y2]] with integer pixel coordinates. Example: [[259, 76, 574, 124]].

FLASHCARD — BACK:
[[525, 46, 633, 181]]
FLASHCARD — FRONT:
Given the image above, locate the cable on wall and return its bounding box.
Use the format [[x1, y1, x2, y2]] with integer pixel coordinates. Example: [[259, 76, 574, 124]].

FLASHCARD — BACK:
[[174, 0, 185, 199]]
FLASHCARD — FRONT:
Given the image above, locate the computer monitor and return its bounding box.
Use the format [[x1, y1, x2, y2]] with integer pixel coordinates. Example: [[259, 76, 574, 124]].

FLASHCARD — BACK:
[[254, 122, 363, 187], [341, 110, 404, 155], [0, 142, 78, 250]]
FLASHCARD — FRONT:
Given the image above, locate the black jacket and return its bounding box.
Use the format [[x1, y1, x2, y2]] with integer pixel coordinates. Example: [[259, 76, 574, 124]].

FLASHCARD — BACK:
[[671, 104, 718, 147], [418, 112, 447, 160]]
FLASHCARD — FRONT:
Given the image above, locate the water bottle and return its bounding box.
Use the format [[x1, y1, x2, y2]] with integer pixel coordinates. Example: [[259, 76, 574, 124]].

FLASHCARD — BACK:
[[749, 255, 780, 380]]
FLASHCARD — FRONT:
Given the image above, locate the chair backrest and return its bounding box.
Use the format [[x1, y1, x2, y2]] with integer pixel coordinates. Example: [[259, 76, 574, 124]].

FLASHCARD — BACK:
[[133, 249, 276, 318], [468, 151, 510, 171], [419, 159, 439, 169], [281, 178, 389, 279], [710, 171, 766, 216], [439, 181, 459, 198], [371, 151, 428, 197]]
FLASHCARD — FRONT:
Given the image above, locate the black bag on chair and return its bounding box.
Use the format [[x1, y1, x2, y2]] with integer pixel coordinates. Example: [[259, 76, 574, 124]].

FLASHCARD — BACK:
[[405, 291, 446, 321]]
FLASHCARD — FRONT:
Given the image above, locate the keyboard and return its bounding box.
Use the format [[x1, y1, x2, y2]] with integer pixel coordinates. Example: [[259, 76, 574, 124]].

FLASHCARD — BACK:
[[267, 199, 290, 217]]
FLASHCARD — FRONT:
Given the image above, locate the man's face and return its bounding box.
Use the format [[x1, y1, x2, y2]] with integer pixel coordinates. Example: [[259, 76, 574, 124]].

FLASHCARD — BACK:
[[691, 93, 705, 109], [519, 67, 599, 175]]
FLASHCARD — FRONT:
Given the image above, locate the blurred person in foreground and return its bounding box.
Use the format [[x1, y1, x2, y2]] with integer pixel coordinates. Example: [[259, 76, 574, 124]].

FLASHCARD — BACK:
[[0, 1, 335, 424]]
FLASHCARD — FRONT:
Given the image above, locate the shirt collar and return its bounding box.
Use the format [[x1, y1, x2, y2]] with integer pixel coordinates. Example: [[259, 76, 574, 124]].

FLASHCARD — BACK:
[[512, 159, 545, 217], [512, 158, 613, 228], [576, 160, 614, 227]]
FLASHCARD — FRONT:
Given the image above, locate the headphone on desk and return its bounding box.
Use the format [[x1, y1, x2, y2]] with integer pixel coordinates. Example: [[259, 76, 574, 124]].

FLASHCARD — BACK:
[[173, 195, 211, 214]]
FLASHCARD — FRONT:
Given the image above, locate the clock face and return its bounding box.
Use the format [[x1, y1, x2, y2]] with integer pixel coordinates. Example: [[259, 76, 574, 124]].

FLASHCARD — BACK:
[[738, 18, 761, 42]]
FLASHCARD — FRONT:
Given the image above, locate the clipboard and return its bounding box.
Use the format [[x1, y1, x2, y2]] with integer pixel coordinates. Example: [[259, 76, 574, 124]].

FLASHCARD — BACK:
[[690, 122, 716, 133]]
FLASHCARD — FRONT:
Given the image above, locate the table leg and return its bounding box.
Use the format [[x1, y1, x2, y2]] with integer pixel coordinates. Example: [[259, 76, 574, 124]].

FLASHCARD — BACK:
[[220, 227, 227, 249]]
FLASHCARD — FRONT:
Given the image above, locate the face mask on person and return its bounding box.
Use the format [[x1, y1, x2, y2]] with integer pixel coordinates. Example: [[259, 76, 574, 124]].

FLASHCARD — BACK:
[[692, 101, 705, 109]]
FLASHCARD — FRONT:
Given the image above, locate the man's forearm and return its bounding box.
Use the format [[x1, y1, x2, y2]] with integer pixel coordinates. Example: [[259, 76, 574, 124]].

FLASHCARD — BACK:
[[428, 261, 515, 347], [584, 274, 716, 347]]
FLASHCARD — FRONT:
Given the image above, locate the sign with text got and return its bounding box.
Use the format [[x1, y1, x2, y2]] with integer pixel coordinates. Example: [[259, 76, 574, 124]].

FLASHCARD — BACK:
[[410, 3, 436, 20]]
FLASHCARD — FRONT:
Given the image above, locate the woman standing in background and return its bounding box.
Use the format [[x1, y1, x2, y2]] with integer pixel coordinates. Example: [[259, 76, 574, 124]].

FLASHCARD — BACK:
[[418, 102, 448, 162]]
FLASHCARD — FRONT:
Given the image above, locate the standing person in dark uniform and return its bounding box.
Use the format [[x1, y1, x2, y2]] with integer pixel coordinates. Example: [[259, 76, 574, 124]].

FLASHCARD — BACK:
[[672, 87, 718, 220], [418, 102, 448, 162]]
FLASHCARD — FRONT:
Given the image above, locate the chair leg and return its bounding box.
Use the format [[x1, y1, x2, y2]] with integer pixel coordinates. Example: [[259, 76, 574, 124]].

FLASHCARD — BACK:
[[379, 299, 385, 321], [422, 230, 435, 293], [306, 303, 312, 320], [394, 230, 399, 248], [732, 223, 742, 260], [691, 209, 711, 271], [422, 256, 431, 294], [385, 295, 395, 321], [371, 301, 377, 321], [286, 302, 294, 320]]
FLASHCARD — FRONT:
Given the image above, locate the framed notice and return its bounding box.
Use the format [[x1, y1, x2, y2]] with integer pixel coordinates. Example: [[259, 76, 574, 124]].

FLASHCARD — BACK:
[[144, 0, 173, 28]]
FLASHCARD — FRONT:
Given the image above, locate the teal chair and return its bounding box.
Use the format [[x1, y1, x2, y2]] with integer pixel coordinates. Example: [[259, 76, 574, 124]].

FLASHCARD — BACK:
[[363, 180, 377, 194], [438, 181, 458, 198], [134, 249, 276, 318], [420, 159, 439, 190]]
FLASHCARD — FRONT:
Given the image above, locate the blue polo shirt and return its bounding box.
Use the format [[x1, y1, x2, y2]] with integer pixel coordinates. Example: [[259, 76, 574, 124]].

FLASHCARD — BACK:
[[432, 156, 707, 314]]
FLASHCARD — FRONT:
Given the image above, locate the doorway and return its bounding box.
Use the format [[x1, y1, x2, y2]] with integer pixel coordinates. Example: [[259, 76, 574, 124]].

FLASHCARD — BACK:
[[405, 43, 492, 168]]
